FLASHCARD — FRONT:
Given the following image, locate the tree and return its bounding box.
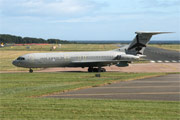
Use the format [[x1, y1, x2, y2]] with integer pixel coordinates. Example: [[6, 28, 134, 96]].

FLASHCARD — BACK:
[[0, 34, 74, 44]]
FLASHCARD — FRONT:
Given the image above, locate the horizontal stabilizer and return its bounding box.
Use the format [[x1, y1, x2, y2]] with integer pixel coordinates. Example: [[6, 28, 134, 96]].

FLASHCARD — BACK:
[[135, 31, 173, 35]]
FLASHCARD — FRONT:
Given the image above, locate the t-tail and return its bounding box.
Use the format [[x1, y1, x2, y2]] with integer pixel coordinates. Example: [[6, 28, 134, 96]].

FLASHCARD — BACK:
[[124, 31, 173, 55]]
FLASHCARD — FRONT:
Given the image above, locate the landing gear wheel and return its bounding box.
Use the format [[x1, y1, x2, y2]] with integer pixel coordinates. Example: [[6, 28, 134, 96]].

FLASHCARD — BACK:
[[88, 67, 93, 72], [93, 68, 98, 72], [29, 68, 33, 73], [101, 68, 106, 72]]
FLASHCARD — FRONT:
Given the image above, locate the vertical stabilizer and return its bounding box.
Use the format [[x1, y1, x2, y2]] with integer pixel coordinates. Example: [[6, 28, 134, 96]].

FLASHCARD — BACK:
[[126, 31, 172, 55]]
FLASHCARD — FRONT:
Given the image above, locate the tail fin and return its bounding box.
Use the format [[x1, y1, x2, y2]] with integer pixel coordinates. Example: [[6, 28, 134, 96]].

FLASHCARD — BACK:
[[126, 31, 172, 55]]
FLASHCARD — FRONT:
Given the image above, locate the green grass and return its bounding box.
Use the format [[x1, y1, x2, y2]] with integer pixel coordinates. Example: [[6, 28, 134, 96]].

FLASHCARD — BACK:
[[2, 98, 179, 120], [0, 72, 179, 120]]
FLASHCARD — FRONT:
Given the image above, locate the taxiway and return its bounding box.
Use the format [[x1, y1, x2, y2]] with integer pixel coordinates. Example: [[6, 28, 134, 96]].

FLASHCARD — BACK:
[[46, 74, 180, 101]]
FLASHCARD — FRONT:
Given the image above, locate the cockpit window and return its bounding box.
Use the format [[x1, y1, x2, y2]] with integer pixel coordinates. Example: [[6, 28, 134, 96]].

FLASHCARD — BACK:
[[17, 57, 25, 60]]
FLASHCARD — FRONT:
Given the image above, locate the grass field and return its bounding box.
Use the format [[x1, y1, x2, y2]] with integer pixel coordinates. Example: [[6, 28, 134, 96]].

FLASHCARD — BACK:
[[0, 44, 118, 51], [0, 44, 179, 52], [1, 72, 179, 120]]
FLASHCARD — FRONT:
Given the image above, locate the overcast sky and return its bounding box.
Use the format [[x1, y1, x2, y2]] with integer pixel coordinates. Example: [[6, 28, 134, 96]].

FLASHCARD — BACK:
[[0, 0, 179, 40]]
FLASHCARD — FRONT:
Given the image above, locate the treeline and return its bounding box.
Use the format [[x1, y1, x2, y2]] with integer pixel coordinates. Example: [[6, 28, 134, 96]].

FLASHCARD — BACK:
[[0, 34, 75, 44]]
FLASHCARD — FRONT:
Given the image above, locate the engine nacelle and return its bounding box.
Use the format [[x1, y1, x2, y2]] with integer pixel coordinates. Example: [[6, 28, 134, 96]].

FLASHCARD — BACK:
[[116, 54, 140, 61], [116, 61, 129, 67]]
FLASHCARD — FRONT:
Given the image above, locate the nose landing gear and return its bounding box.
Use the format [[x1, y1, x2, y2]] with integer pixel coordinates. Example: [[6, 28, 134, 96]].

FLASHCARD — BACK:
[[29, 68, 33, 73]]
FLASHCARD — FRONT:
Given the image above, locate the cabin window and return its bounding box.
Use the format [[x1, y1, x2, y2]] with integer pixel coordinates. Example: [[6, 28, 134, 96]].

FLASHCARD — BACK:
[[17, 57, 25, 60]]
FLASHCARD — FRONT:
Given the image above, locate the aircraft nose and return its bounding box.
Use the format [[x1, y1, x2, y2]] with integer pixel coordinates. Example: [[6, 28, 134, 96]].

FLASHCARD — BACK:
[[12, 60, 18, 66]]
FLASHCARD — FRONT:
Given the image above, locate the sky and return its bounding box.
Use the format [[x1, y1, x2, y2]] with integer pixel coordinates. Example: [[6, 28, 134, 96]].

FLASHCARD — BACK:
[[0, 0, 179, 40]]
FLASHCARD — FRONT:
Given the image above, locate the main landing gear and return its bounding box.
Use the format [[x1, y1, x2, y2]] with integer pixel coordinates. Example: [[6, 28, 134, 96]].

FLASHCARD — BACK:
[[29, 68, 33, 73], [88, 67, 106, 72]]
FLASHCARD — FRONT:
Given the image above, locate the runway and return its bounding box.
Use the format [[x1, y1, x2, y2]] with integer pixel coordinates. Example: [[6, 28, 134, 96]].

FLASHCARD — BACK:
[[46, 74, 180, 101], [144, 46, 180, 63]]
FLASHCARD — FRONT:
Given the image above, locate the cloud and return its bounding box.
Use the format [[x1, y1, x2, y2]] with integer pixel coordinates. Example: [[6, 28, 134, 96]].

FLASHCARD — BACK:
[[50, 13, 142, 23], [141, 0, 180, 8], [51, 16, 107, 23], [1, 0, 107, 17]]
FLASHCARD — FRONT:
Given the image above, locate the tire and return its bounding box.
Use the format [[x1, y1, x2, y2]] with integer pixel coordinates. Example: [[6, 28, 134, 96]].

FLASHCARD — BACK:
[[88, 68, 93, 72], [101, 68, 106, 72], [93, 68, 98, 72]]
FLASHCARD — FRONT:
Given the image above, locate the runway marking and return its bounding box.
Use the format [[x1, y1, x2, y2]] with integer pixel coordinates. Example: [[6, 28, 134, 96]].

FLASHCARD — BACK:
[[52, 92, 180, 97], [164, 60, 170, 63], [157, 60, 162, 63], [96, 86, 180, 89], [149, 60, 180, 63]]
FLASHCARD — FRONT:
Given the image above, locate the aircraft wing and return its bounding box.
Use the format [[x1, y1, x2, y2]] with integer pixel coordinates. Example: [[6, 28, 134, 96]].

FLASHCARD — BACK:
[[72, 60, 130, 67], [72, 60, 119, 63], [72, 60, 119, 66], [73, 60, 113, 62]]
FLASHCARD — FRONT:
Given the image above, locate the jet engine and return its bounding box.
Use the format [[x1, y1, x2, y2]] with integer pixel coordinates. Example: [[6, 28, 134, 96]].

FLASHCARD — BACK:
[[116, 61, 129, 67], [116, 54, 140, 61]]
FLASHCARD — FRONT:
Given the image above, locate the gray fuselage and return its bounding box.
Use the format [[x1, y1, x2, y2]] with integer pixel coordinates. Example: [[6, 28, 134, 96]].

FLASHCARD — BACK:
[[12, 50, 131, 68], [12, 50, 139, 68]]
